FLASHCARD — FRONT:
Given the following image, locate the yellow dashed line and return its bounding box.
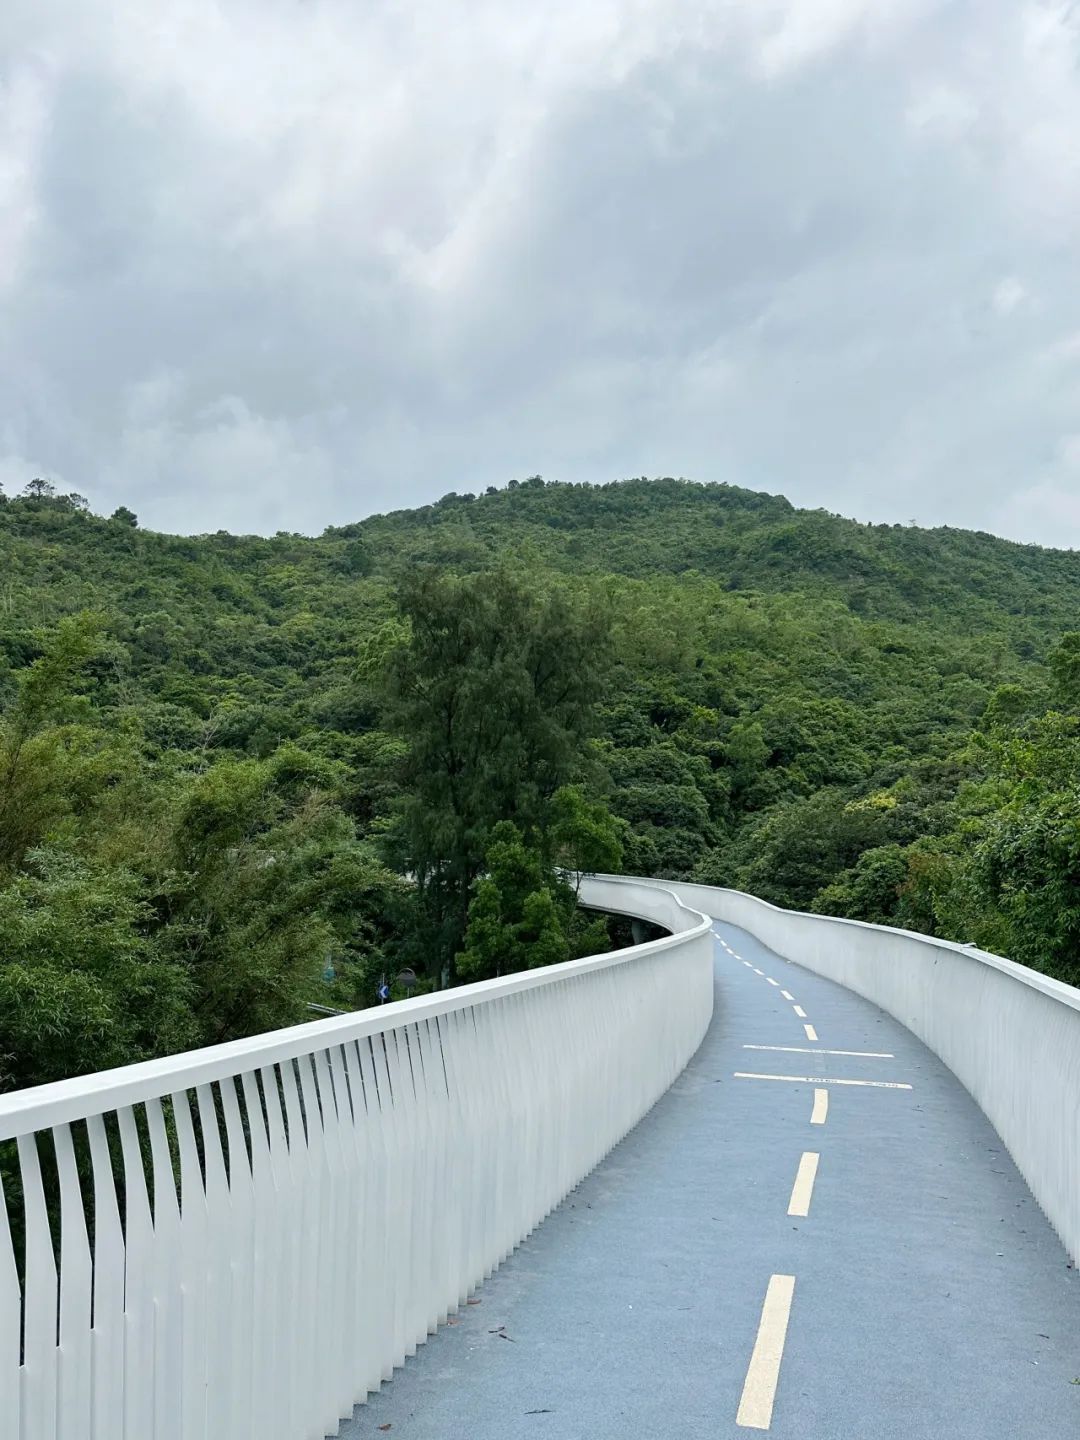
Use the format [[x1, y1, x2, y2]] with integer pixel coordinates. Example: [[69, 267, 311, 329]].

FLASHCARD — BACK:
[[787, 1152, 820, 1217], [736, 1275, 796, 1430]]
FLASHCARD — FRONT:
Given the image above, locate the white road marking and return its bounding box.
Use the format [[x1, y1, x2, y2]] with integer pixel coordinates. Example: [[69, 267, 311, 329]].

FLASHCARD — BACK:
[[734, 1072, 913, 1090], [736, 1275, 796, 1430], [753, 968, 765, 976], [793, 1006, 807, 1018], [742, 1045, 894, 1058], [780, 991, 794, 1002], [766, 978, 779, 987], [803, 1024, 818, 1042], [787, 1152, 820, 1218], [811, 1089, 828, 1125]]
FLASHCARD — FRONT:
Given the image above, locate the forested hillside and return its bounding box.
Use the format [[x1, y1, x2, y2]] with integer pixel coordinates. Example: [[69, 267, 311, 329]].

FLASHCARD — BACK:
[[3, 473, 1080, 1092]]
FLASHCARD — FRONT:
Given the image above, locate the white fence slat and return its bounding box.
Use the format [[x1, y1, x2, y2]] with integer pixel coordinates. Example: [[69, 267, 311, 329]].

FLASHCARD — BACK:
[[117, 1105, 154, 1440], [145, 1097, 182, 1440], [311, 1047, 348, 1430], [278, 1059, 318, 1440], [53, 1122, 91, 1440], [194, 1084, 232, 1440], [352, 1039, 389, 1394], [257, 1063, 294, 1440], [86, 1114, 124, 1440], [369, 1035, 404, 1377], [240, 1069, 276, 1440], [17, 1132, 57, 1440], [0, 1167, 21, 1440], [324, 1045, 361, 1418], [172, 1089, 209, 1440], [219, 1077, 255, 1440]]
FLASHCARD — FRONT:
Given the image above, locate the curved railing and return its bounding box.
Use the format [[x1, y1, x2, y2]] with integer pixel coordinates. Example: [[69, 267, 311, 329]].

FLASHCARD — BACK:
[[598, 875, 1080, 1267], [0, 878, 712, 1440]]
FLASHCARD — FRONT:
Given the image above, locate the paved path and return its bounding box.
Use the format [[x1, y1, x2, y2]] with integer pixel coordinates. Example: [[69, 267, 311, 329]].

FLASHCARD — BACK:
[[337, 922, 1079, 1439]]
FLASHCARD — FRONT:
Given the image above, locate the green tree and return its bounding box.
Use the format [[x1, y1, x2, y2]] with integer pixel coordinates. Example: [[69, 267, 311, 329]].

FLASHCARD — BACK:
[[153, 748, 372, 1041], [459, 823, 571, 981], [381, 568, 611, 982], [0, 850, 194, 1091], [0, 613, 107, 871], [812, 844, 910, 925], [548, 784, 624, 882], [714, 788, 893, 910], [1049, 632, 1080, 710], [21, 477, 56, 501], [981, 684, 1034, 730]]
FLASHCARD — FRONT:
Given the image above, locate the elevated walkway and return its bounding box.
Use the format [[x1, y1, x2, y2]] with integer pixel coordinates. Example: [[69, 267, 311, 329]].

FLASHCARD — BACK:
[[346, 920, 1079, 1438]]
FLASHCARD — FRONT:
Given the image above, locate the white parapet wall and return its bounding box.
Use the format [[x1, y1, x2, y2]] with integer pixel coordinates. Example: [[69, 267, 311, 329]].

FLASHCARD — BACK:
[[0, 879, 712, 1440], [600, 874, 1080, 1268]]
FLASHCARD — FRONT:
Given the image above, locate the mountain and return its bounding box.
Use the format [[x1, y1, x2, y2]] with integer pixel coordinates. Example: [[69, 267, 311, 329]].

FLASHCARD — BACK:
[[2, 474, 1078, 1098]]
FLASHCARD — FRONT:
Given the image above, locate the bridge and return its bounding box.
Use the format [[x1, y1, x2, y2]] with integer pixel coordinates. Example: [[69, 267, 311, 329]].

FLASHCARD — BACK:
[[1, 876, 1077, 1438]]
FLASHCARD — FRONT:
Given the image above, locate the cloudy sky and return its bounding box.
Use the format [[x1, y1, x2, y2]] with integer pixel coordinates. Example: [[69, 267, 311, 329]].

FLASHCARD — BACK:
[[2, 1, 1080, 543]]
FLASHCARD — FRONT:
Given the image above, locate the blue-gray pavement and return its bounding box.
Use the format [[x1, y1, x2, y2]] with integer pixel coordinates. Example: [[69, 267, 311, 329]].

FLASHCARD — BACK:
[[336, 923, 1080, 1439]]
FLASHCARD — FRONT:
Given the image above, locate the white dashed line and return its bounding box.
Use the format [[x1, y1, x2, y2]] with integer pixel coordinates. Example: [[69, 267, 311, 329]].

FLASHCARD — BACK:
[[803, 1024, 818, 1042], [742, 1045, 894, 1058], [734, 1072, 913, 1090], [780, 991, 794, 1002], [793, 1006, 807, 1019], [811, 1089, 828, 1125], [766, 978, 779, 987]]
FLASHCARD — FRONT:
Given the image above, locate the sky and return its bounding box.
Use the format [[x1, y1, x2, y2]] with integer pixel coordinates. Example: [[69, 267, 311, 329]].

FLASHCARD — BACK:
[[2, 1, 1080, 545]]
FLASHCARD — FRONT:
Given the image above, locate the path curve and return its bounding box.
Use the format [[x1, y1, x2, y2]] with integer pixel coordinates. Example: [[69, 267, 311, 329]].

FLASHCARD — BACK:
[[338, 920, 1079, 1439]]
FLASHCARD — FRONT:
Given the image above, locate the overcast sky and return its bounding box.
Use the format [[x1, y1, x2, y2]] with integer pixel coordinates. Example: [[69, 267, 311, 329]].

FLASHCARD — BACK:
[[2, 2, 1080, 544]]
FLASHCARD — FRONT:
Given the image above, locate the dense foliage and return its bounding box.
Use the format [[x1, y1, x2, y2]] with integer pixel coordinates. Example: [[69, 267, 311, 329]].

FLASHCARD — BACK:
[[3, 471, 1080, 1091]]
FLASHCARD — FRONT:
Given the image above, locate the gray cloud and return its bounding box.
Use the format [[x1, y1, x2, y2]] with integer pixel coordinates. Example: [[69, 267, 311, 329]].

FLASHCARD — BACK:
[[2, 0, 1080, 543]]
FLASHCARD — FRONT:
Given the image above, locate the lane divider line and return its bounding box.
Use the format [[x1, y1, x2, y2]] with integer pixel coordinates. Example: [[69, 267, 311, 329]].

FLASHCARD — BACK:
[[766, 978, 779, 987], [736, 1274, 796, 1430], [743, 961, 755, 968], [734, 1072, 913, 1090], [803, 1024, 818, 1042], [787, 1152, 820, 1217], [742, 1045, 894, 1059], [811, 1088, 828, 1125], [793, 1005, 807, 1018], [753, 968, 765, 976], [780, 991, 794, 1002]]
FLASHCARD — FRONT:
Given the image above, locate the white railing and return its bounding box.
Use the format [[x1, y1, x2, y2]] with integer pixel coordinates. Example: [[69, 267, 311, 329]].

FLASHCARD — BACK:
[[600, 875, 1080, 1267], [0, 879, 712, 1440]]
